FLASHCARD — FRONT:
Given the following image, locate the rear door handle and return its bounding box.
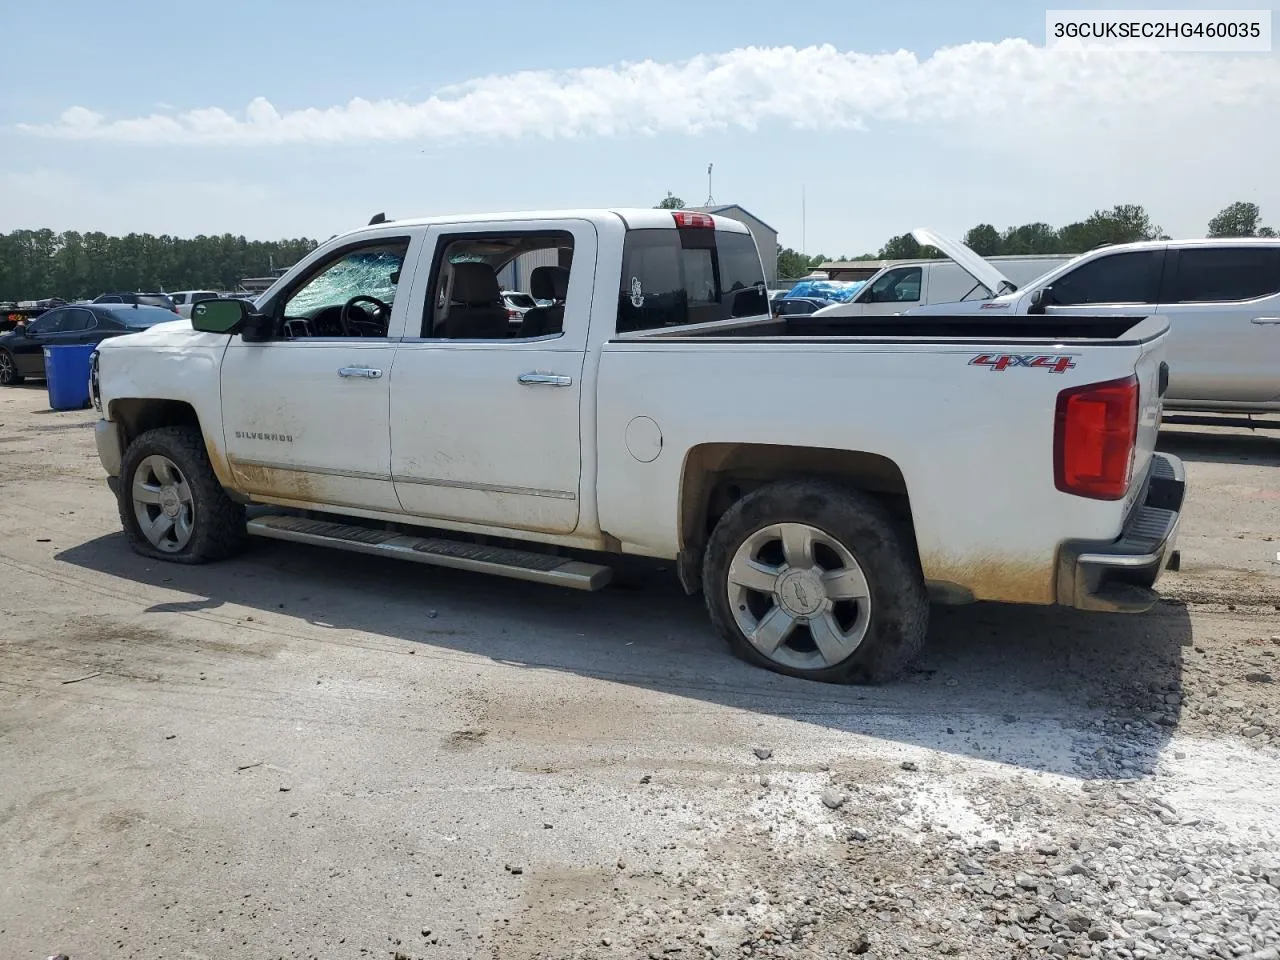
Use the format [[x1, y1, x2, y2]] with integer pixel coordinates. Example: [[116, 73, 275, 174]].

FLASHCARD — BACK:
[[1251, 317, 1280, 325], [518, 372, 572, 386], [338, 366, 383, 379]]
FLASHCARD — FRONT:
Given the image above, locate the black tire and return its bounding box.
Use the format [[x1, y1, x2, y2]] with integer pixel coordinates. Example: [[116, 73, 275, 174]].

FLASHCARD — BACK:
[[0, 349, 22, 386], [118, 425, 246, 563], [702, 478, 928, 684]]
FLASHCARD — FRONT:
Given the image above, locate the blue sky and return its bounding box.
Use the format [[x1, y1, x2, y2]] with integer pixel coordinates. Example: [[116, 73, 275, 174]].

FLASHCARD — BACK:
[[3, 0, 1277, 255]]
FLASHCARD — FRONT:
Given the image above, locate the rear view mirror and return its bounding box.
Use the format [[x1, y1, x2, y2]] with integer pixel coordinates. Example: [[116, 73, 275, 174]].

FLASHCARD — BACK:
[[192, 298, 248, 334]]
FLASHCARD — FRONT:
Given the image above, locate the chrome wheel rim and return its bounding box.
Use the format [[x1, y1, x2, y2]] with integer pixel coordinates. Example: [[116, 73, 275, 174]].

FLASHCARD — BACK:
[[726, 522, 871, 670], [131, 455, 195, 553], [0, 352, 13, 384]]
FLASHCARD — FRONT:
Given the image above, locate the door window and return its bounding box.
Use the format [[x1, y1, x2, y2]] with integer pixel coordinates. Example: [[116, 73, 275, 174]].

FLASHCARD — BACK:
[[1168, 247, 1280, 303], [1049, 250, 1163, 306], [171, 294, 187, 306], [277, 239, 410, 338], [25, 311, 65, 335], [58, 309, 96, 332], [862, 267, 922, 304], [422, 230, 575, 339]]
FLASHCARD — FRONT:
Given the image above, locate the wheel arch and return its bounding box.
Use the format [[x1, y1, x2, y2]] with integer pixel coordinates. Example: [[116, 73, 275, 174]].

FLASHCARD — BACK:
[[677, 442, 918, 572], [109, 398, 233, 489]]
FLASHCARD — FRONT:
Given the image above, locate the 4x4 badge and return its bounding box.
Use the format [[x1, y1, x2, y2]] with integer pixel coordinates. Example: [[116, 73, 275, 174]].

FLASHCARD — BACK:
[[969, 353, 1077, 373]]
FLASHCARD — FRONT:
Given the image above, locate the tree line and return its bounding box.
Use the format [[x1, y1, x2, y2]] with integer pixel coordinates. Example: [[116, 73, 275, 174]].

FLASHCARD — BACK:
[[0, 230, 319, 302]]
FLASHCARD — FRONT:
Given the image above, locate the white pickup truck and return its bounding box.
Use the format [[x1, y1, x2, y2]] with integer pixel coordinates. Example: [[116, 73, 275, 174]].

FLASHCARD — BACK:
[[90, 208, 1186, 684]]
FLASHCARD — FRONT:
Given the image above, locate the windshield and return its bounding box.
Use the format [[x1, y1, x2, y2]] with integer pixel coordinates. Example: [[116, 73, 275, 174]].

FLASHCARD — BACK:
[[287, 246, 406, 316], [617, 227, 768, 332], [137, 295, 174, 309], [505, 293, 537, 308]]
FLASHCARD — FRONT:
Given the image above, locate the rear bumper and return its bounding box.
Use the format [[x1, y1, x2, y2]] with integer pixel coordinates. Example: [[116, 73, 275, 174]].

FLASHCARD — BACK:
[[1056, 453, 1185, 613]]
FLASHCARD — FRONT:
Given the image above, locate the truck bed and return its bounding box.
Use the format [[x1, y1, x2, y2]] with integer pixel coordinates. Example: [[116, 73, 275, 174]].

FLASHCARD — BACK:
[[674, 313, 1152, 342]]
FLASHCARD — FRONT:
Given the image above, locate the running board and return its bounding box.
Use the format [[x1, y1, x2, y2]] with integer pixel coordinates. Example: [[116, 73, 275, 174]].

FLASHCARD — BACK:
[[246, 515, 613, 591]]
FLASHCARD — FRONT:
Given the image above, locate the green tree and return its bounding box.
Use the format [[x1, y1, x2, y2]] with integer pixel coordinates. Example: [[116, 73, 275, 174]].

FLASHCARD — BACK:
[[1207, 201, 1270, 238], [655, 193, 686, 210], [878, 233, 922, 260], [1000, 222, 1060, 255], [777, 246, 838, 279], [963, 224, 1001, 256], [1057, 204, 1166, 252]]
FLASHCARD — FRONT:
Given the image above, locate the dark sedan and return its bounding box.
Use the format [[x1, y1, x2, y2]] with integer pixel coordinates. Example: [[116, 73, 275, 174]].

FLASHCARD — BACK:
[[93, 291, 179, 313], [0, 303, 178, 385], [770, 296, 833, 319]]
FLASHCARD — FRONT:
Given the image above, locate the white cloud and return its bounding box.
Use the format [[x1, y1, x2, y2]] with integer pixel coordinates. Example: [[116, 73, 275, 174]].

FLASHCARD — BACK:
[[16, 40, 1280, 145]]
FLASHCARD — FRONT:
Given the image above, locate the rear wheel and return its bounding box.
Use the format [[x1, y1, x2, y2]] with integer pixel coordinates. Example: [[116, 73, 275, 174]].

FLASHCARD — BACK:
[[118, 426, 246, 563], [0, 349, 22, 386], [702, 478, 928, 684]]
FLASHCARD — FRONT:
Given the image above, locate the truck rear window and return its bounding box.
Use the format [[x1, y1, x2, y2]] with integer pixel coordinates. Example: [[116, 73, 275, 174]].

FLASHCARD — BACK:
[[617, 228, 768, 333]]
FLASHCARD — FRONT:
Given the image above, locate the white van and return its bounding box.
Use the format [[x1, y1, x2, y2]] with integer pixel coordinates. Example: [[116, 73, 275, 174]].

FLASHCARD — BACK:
[[169, 290, 221, 319], [811, 247, 1070, 318]]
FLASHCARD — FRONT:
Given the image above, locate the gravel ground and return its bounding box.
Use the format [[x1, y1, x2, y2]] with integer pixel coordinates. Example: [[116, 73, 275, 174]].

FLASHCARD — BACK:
[[0, 385, 1277, 960]]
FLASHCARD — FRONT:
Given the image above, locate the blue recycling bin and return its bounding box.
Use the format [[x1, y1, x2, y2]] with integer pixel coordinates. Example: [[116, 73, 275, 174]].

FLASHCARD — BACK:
[[44, 344, 96, 411]]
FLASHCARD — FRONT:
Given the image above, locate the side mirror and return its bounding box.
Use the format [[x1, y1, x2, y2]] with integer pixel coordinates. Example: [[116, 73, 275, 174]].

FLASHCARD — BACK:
[[1028, 287, 1053, 315], [192, 298, 273, 341], [192, 298, 248, 334]]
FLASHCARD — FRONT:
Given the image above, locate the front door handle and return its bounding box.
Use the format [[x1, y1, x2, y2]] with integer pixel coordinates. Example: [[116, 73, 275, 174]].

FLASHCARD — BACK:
[[1251, 317, 1280, 325], [338, 366, 383, 379], [518, 372, 572, 386]]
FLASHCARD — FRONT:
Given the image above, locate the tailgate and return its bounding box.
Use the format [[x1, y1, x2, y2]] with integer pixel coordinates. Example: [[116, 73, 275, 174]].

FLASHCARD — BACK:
[[1129, 330, 1170, 506]]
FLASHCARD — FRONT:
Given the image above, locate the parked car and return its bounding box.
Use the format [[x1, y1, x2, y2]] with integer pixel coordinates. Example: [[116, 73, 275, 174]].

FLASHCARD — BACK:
[[501, 290, 538, 325], [2, 297, 69, 332], [0, 303, 178, 385], [771, 296, 831, 319], [785, 279, 865, 302], [93, 292, 179, 314], [905, 229, 1280, 414], [90, 207, 1183, 685], [168, 290, 220, 319], [812, 252, 1071, 319]]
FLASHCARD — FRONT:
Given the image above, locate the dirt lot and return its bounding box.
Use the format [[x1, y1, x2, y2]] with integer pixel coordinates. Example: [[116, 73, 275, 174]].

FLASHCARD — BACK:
[[1, 384, 1278, 960]]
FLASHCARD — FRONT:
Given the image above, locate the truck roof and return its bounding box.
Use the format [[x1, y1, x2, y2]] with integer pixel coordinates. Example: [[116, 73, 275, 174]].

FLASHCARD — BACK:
[[1074, 236, 1280, 255], [337, 208, 752, 241]]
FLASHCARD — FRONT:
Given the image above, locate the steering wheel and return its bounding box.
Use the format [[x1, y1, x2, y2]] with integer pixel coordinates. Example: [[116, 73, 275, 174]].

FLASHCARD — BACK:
[[338, 295, 392, 337]]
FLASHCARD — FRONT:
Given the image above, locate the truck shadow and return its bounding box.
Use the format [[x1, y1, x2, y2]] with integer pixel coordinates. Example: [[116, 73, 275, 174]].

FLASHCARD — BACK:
[[56, 533, 1191, 782], [1158, 422, 1280, 466]]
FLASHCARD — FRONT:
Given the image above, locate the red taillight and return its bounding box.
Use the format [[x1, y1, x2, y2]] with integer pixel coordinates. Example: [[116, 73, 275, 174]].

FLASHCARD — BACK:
[[673, 211, 714, 229], [1054, 375, 1139, 500], [507, 309, 520, 319]]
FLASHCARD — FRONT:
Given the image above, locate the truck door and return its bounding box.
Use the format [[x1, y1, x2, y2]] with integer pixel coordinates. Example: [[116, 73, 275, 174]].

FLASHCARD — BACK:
[[855, 265, 925, 315], [1038, 248, 1165, 324], [388, 219, 595, 534], [218, 232, 423, 514], [1154, 244, 1280, 405]]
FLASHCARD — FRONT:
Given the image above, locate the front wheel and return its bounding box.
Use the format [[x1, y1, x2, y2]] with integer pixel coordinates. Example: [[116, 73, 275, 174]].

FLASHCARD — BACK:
[[702, 478, 928, 684], [118, 425, 246, 563], [0, 349, 23, 386]]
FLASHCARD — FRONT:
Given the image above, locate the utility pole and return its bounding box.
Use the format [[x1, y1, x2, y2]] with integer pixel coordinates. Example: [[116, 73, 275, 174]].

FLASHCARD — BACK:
[[802, 184, 807, 257], [705, 163, 715, 206]]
